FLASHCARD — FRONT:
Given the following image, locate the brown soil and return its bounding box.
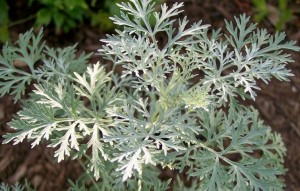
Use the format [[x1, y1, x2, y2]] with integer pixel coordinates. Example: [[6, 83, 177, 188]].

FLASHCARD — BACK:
[[1, 0, 300, 190]]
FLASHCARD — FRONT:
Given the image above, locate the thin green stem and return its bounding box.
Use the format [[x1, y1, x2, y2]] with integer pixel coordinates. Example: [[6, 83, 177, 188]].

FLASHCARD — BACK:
[[9, 15, 36, 28]]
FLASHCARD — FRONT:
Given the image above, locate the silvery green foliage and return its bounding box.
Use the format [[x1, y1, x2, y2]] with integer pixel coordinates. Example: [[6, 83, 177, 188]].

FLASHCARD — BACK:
[[0, 181, 35, 191], [1, 0, 299, 190]]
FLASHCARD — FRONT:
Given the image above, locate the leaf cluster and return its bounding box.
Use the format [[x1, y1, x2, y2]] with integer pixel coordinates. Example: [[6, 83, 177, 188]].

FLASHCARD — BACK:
[[0, 181, 35, 191], [1, 0, 299, 190]]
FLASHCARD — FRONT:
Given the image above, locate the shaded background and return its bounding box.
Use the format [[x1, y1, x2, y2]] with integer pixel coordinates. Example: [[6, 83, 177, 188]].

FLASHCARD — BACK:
[[0, 0, 300, 190]]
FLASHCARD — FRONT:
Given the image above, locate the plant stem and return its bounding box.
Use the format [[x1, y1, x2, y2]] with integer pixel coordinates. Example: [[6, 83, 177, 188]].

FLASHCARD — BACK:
[[9, 15, 36, 28], [138, 167, 142, 191]]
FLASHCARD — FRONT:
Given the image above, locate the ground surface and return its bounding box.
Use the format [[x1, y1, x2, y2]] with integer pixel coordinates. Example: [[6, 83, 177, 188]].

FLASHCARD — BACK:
[[0, 0, 300, 190]]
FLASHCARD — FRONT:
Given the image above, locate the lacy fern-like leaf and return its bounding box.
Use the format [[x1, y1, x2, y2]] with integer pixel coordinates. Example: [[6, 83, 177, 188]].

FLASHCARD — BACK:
[[198, 14, 300, 102], [0, 29, 92, 103], [1, 0, 299, 190], [0, 29, 44, 102], [182, 106, 286, 190]]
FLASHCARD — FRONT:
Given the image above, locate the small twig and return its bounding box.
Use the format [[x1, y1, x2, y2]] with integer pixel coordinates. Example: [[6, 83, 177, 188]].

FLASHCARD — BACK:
[[9, 15, 36, 28], [215, 5, 232, 21], [290, 122, 300, 138]]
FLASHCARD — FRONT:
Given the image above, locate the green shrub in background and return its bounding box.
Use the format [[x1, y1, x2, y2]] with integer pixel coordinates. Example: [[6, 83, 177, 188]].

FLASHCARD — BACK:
[[0, 0, 9, 43], [31, 0, 163, 33], [276, 0, 293, 30], [252, 0, 292, 30], [31, 0, 90, 33]]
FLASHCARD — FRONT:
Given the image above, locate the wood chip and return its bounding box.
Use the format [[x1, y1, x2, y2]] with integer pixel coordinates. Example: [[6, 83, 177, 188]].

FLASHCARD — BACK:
[[13, 59, 28, 68]]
